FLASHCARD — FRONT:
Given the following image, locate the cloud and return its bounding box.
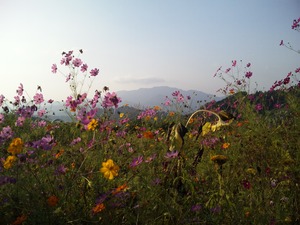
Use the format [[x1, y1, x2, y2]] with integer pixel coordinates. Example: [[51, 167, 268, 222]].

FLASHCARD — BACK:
[[114, 76, 166, 85]]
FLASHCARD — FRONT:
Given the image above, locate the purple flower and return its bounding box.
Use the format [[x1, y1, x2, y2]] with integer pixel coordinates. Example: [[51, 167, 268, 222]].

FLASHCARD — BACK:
[[81, 63, 88, 72], [242, 179, 251, 189], [32, 135, 55, 150], [165, 150, 179, 159], [0, 126, 13, 140], [33, 93, 44, 104], [17, 83, 24, 96], [102, 92, 122, 108], [38, 109, 46, 117], [90, 68, 99, 76], [245, 71, 252, 79], [70, 137, 81, 146], [0, 176, 17, 186], [130, 156, 143, 168], [55, 164, 68, 175], [255, 103, 263, 111], [72, 58, 82, 67], [279, 40, 284, 46], [232, 60, 237, 67], [15, 116, 26, 127], [191, 204, 202, 212], [0, 114, 4, 124], [51, 64, 57, 73], [0, 95, 5, 107]]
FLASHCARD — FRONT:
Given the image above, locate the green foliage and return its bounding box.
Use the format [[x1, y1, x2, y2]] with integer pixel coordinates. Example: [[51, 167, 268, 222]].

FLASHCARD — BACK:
[[0, 88, 299, 224]]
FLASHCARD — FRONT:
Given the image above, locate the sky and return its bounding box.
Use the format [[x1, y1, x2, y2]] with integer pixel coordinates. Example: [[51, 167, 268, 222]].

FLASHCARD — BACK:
[[0, 0, 299, 101]]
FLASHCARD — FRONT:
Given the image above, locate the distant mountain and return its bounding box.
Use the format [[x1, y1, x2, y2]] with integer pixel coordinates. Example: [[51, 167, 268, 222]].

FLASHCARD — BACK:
[[116, 86, 222, 109]]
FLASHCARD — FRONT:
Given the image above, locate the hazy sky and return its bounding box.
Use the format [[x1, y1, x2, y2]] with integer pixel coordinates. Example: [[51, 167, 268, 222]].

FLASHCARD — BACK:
[[0, 0, 299, 101]]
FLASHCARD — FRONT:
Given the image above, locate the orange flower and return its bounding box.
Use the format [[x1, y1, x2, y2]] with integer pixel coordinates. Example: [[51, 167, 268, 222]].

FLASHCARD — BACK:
[[143, 131, 154, 139], [11, 214, 27, 225], [92, 203, 105, 214], [47, 195, 59, 207], [112, 183, 129, 195], [169, 112, 175, 117], [222, 143, 230, 149], [153, 106, 161, 111], [55, 149, 64, 159]]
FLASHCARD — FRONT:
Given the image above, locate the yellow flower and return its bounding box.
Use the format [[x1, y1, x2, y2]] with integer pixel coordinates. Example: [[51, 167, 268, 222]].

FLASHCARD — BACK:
[[246, 168, 257, 175], [3, 155, 17, 169], [210, 155, 228, 166], [7, 138, 24, 155], [100, 159, 120, 180], [87, 119, 98, 131], [119, 113, 124, 118]]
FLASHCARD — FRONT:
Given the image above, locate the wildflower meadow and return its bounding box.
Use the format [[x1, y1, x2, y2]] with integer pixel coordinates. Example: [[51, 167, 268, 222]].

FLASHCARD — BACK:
[[0, 18, 299, 225]]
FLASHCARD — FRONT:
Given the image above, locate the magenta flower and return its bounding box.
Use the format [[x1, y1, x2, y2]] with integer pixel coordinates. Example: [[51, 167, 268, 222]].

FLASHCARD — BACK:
[[14, 96, 20, 105], [242, 180, 251, 189], [0, 126, 13, 140], [279, 40, 284, 46], [165, 150, 179, 159], [81, 63, 88, 72], [33, 93, 44, 104], [48, 99, 54, 103], [17, 83, 24, 96], [245, 71, 252, 79], [232, 60, 237, 67], [246, 63, 251, 68], [38, 120, 47, 127], [15, 116, 26, 127], [65, 73, 71, 82], [130, 156, 143, 168], [38, 109, 46, 117], [0, 114, 4, 124], [0, 95, 5, 107], [295, 67, 300, 73], [72, 58, 82, 67], [51, 64, 57, 73], [164, 97, 171, 106], [225, 68, 231, 73], [102, 92, 121, 108], [90, 68, 99, 76], [70, 137, 81, 146], [255, 103, 263, 111]]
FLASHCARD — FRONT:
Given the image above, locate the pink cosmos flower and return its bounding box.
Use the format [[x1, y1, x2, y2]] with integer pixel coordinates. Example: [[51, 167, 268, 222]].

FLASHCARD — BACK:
[[65, 73, 71, 82], [17, 83, 24, 96], [51, 64, 57, 73], [80, 63, 88, 72], [279, 40, 284, 46], [33, 93, 44, 104], [90, 68, 99, 76], [15, 116, 26, 127], [38, 109, 46, 117], [232, 60, 237, 67], [0, 95, 5, 107], [101, 92, 121, 108], [255, 103, 263, 111], [72, 58, 82, 67], [0, 114, 4, 124], [245, 71, 252, 79]]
